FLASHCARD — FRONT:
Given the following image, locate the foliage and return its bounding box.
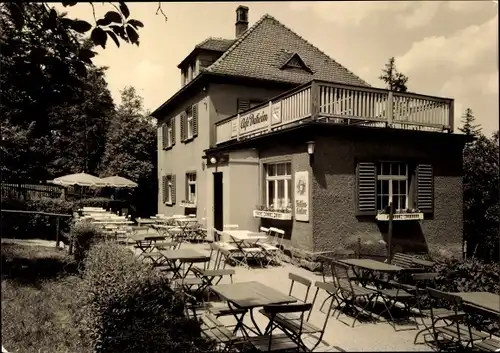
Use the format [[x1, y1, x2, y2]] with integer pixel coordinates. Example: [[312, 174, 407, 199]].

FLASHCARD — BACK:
[[1, 3, 115, 181], [433, 258, 500, 334], [1, 197, 75, 240], [70, 221, 103, 265], [74, 197, 126, 211], [2, 2, 149, 77], [100, 86, 158, 217], [1, 244, 89, 352], [459, 110, 499, 262], [379, 57, 409, 92], [76, 242, 214, 353]]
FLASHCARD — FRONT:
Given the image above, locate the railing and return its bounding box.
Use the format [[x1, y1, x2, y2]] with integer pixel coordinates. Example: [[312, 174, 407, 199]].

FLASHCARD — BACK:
[[1, 183, 65, 200], [214, 80, 454, 145]]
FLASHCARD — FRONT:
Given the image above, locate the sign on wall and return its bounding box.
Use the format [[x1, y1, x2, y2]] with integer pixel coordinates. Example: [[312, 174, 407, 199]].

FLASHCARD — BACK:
[[235, 102, 282, 137], [294, 171, 309, 222]]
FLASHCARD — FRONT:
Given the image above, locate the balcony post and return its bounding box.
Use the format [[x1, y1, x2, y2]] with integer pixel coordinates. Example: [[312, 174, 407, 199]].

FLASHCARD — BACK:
[[448, 99, 454, 133], [387, 91, 393, 127], [237, 114, 241, 141], [268, 101, 272, 132], [310, 81, 319, 120]]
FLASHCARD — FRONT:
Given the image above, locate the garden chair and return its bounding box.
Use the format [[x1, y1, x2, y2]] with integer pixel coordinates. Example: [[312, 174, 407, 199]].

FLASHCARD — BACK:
[[241, 303, 313, 352], [331, 261, 377, 327], [268, 227, 285, 250], [465, 305, 500, 352], [229, 234, 265, 268], [427, 288, 488, 351], [200, 312, 242, 352], [258, 227, 285, 265], [192, 243, 235, 296]]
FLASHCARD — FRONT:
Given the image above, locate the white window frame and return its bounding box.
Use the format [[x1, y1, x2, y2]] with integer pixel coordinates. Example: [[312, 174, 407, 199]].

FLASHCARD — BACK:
[[265, 162, 292, 210], [165, 175, 173, 204], [186, 173, 196, 203], [186, 107, 194, 139], [376, 162, 409, 212]]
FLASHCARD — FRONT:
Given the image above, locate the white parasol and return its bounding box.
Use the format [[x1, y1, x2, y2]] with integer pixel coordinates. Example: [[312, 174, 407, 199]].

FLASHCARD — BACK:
[[49, 172, 107, 187], [101, 175, 138, 188]]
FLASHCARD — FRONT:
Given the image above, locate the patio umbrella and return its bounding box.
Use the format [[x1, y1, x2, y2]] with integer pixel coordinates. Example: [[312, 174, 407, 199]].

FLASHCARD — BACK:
[[101, 175, 138, 188], [49, 172, 107, 187]]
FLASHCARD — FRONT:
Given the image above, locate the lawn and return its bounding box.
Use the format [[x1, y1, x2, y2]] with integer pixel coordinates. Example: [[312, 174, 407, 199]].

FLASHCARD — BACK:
[[1, 243, 90, 353]]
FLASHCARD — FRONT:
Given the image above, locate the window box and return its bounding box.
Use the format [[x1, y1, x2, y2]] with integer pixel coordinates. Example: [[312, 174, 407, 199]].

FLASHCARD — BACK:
[[180, 200, 197, 208], [375, 212, 424, 221], [253, 209, 292, 220]]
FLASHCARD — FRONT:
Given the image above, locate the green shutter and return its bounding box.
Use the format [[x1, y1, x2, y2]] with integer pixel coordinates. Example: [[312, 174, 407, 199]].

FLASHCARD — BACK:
[[162, 175, 167, 203], [180, 112, 186, 142], [162, 123, 168, 150], [192, 104, 198, 137], [237, 99, 250, 113], [171, 174, 176, 205], [356, 162, 377, 216], [171, 118, 176, 146], [416, 164, 433, 214]]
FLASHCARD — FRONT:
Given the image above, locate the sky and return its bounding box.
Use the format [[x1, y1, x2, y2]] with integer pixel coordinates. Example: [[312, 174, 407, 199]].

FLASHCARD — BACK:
[[57, 1, 499, 135]]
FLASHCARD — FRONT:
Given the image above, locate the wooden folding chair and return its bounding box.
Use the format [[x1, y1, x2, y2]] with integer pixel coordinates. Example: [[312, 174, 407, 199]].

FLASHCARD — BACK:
[[242, 303, 313, 352], [465, 305, 500, 352], [229, 235, 264, 268]]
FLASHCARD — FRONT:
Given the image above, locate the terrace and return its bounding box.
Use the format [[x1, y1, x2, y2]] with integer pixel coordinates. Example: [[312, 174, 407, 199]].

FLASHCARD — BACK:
[[215, 80, 454, 146]]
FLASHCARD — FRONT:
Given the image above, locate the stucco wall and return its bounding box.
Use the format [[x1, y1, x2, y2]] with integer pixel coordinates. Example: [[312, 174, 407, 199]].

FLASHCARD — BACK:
[[311, 132, 464, 258], [259, 145, 314, 251], [157, 92, 209, 218]]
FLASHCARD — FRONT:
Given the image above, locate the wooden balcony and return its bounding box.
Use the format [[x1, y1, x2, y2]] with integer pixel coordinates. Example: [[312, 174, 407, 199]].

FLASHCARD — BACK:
[[214, 80, 454, 145]]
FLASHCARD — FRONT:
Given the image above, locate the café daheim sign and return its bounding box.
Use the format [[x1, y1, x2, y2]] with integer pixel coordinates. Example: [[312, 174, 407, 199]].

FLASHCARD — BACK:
[[231, 102, 282, 138]]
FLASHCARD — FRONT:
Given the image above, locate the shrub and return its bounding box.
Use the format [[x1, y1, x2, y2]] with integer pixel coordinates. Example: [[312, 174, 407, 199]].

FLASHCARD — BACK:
[[77, 242, 214, 353], [433, 258, 500, 335], [75, 197, 127, 213], [1, 197, 75, 240], [70, 222, 103, 265]]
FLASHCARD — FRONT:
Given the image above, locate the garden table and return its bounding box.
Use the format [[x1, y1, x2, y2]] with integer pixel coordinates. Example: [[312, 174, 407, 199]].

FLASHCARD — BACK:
[[339, 258, 404, 288], [210, 281, 296, 338], [136, 218, 157, 226], [161, 249, 210, 280], [453, 292, 500, 314], [176, 218, 199, 240], [223, 230, 268, 244]]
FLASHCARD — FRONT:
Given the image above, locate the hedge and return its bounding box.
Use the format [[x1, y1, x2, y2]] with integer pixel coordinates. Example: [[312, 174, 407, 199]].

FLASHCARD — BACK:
[[76, 242, 216, 353]]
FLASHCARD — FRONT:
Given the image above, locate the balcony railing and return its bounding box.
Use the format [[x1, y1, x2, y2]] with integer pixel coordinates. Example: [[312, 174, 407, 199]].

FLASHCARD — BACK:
[[214, 80, 454, 145]]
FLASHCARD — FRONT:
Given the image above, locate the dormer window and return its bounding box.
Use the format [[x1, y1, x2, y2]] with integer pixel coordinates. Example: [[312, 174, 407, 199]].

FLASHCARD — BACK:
[[280, 53, 312, 73]]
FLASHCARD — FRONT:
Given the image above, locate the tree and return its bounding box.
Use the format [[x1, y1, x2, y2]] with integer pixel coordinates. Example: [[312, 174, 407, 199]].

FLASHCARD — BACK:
[[0, 4, 115, 181], [99, 87, 157, 216], [379, 57, 409, 92], [460, 110, 499, 262], [458, 108, 482, 138], [1, 2, 167, 77]]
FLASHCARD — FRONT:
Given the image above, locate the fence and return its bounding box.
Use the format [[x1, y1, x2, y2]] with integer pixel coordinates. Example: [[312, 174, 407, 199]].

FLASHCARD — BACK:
[[1, 183, 64, 200]]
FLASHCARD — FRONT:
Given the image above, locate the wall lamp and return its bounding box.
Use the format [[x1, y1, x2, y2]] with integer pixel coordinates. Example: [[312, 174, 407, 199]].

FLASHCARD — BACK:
[[307, 141, 315, 164]]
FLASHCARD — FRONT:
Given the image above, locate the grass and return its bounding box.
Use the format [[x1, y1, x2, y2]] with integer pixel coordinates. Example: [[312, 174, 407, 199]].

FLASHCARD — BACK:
[[1, 243, 90, 353]]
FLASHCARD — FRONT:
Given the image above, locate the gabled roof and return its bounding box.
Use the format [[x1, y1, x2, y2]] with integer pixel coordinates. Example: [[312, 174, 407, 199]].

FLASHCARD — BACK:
[[196, 37, 235, 52], [280, 52, 313, 73], [178, 37, 235, 68], [205, 14, 369, 87]]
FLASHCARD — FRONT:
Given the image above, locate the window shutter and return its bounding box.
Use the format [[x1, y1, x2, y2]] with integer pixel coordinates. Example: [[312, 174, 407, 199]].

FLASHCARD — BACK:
[[416, 164, 433, 214], [171, 174, 176, 204], [171, 118, 176, 146], [356, 162, 377, 216], [192, 104, 198, 137], [161, 124, 168, 150], [237, 99, 250, 113], [180, 112, 186, 142], [162, 175, 167, 203]]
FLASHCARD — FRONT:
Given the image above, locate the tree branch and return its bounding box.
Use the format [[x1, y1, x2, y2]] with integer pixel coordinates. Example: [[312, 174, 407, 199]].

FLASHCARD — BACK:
[[156, 2, 167, 22], [90, 2, 97, 24]]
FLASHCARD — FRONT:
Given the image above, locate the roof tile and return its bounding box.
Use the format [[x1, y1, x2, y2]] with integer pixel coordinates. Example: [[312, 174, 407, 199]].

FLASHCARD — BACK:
[[206, 15, 370, 87], [195, 37, 235, 52]]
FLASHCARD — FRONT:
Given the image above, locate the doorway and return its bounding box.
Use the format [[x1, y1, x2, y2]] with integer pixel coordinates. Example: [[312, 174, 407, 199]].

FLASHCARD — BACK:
[[213, 172, 223, 232]]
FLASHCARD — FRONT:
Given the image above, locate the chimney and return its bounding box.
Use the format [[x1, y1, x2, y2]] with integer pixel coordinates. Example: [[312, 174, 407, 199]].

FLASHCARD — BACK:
[[235, 5, 249, 37]]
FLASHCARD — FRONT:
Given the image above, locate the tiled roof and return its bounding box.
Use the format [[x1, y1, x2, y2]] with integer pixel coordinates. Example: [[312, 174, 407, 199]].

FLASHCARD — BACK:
[[195, 37, 236, 52], [206, 15, 370, 87]]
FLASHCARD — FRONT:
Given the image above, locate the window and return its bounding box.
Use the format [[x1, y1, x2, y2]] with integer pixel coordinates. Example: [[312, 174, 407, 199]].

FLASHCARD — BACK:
[[376, 162, 408, 212], [237, 99, 264, 113], [163, 174, 176, 205], [265, 162, 292, 209], [186, 173, 196, 203], [186, 107, 194, 139], [162, 119, 175, 150]]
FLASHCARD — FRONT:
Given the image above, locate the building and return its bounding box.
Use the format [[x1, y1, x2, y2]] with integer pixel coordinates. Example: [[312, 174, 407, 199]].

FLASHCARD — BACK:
[[152, 6, 467, 258]]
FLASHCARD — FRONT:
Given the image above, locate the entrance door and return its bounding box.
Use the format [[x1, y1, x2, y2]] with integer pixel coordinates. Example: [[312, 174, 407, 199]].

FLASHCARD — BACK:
[[213, 172, 223, 232]]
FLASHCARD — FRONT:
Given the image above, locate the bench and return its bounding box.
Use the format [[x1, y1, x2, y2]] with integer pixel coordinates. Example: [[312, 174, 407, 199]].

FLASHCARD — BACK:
[[391, 253, 420, 269]]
